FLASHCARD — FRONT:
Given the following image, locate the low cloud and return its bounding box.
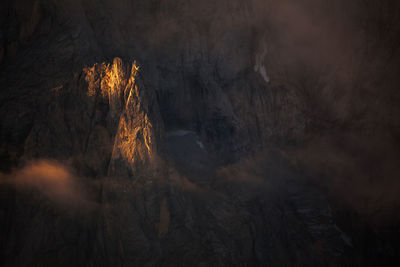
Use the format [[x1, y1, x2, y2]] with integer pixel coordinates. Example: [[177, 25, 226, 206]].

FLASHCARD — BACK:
[[0, 160, 94, 210]]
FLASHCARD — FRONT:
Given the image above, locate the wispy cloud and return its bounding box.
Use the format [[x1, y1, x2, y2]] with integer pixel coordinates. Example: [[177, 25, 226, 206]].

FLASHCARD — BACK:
[[0, 160, 95, 210]]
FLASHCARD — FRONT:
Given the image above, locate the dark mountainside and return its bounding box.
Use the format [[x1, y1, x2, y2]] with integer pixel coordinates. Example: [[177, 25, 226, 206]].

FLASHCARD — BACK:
[[1, 0, 400, 266]]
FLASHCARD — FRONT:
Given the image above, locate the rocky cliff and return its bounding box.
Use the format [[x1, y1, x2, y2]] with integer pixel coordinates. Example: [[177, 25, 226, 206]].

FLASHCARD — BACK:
[[1, 0, 307, 165], [1, 0, 400, 266]]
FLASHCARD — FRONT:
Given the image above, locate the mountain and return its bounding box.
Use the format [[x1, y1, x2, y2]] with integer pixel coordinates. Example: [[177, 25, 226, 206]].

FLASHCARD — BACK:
[[1, 0, 400, 266]]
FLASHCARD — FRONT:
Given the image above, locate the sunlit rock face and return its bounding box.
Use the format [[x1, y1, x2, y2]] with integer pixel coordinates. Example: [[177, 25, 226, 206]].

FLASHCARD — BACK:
[[22, 57, 163, 177], [106, 59, 163, 177]]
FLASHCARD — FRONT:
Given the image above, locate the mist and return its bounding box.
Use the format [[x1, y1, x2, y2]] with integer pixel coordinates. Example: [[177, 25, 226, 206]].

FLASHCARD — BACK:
[[0, 160, 94, 210], [248, 0, 400, 226]]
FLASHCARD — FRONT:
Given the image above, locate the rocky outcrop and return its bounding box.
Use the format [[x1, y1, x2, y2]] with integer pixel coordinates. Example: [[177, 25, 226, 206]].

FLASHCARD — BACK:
[[0, 57, 166, 266], [21, 57, 163, 177], [106, 60, 163, 177]]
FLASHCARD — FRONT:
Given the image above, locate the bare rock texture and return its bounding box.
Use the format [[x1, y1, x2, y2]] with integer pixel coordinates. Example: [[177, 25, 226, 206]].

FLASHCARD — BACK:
[[0, 0, 306, 166], [19, 57, 163, 177], [1, 0, 400, 266]]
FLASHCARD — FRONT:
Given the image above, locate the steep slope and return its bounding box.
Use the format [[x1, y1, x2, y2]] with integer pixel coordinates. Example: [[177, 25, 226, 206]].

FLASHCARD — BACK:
[[1, 0, 400, 266], [19, 57, 163, 177], [0, 0, 306, 165], [0, 53, 351, 266]]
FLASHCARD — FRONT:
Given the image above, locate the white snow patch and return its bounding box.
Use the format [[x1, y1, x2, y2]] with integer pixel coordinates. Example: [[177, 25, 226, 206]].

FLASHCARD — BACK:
[[167, 130, 193, 137], [334, 224, 353, 247], [254, 42, 270, 83], [256, 64, 270, 83], [167, 129, 205, 150], [196, 140, 205, 150]]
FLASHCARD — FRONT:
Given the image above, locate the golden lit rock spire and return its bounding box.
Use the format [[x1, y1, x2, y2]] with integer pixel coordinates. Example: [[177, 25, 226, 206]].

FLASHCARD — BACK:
[[83, 58, 160, 177], [107, 59, 158, 177]]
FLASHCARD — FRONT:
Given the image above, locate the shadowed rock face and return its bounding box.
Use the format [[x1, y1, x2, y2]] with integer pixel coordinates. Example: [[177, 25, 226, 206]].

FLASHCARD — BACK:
[[1, 0, 400, 266], [1, 0, 306, 165]]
